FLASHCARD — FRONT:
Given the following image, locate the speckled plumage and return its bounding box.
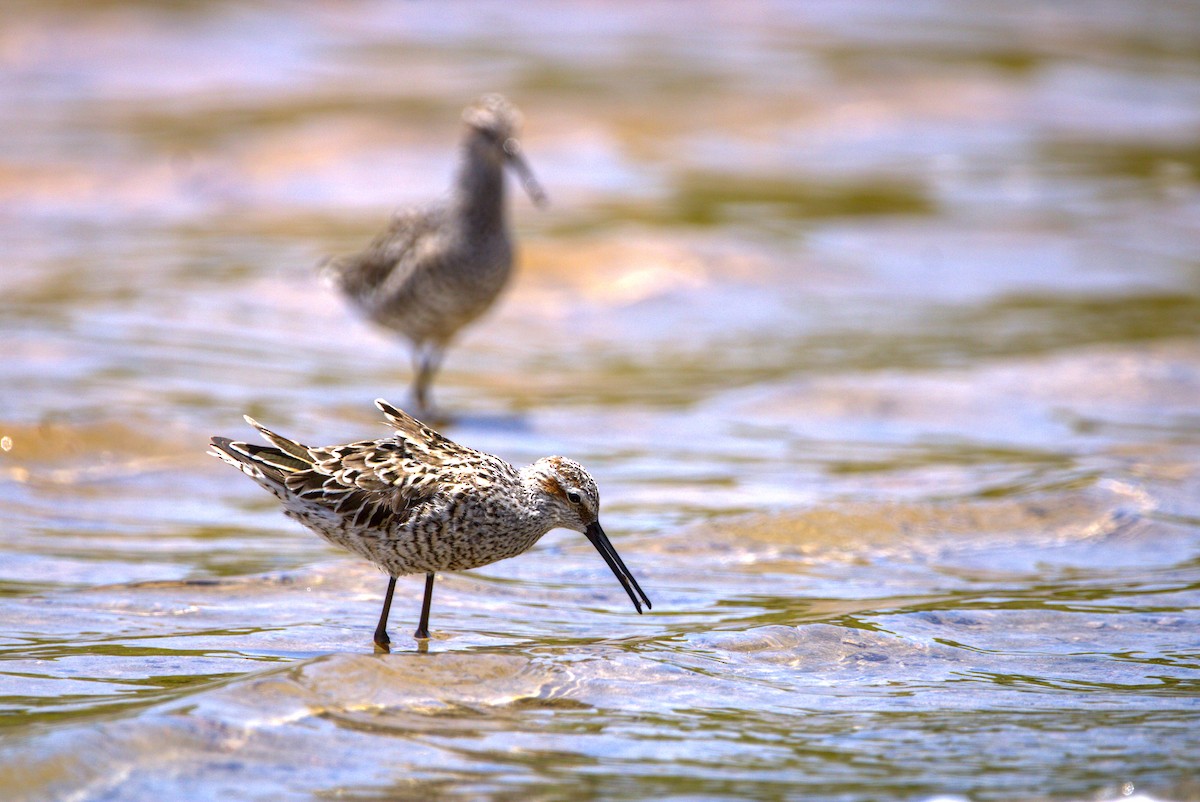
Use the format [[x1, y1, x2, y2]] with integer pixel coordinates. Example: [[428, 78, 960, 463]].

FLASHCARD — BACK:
[[209, 399, 649, 648], [321, 95, 546, 416]]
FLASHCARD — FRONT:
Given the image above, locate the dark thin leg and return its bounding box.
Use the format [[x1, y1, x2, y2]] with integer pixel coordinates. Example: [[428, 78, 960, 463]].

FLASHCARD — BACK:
[[411, 346, 445, 419], [414, 572, 435, 640], [374, 575, 397, 651]]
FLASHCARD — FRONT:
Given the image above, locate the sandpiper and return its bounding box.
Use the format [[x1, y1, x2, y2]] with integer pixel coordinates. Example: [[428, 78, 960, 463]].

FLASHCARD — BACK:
[[321, 94, 547, 418], [209, 399, 650, 649]]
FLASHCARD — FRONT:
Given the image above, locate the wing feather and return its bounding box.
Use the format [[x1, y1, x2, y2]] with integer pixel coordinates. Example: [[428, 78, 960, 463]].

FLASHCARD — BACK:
[[211, 401, 507, 533]]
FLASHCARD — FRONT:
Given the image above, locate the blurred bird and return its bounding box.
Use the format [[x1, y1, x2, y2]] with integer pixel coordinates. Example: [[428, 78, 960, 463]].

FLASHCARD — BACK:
[[321, 95, 547, 418], [209, 399, 650, 649]]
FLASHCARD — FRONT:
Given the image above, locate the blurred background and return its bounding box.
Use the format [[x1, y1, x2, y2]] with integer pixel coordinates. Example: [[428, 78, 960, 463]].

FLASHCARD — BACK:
[[2, 2, 1199, 800]]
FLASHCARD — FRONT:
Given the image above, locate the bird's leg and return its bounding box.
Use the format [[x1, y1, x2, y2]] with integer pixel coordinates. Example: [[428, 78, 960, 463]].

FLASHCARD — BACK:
[[374, 575, 398, 652], [409, 347, 429, 414], [410, 345, 445, 420], [414, 572, 435, 640]]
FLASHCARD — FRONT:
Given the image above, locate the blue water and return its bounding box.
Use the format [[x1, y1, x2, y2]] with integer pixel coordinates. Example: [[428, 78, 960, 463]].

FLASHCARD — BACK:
[[2, 2, 1199, 800]]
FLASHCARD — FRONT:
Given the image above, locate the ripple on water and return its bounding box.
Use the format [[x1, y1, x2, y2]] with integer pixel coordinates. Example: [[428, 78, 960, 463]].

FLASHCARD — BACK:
[[3, 1, 1200, 800]]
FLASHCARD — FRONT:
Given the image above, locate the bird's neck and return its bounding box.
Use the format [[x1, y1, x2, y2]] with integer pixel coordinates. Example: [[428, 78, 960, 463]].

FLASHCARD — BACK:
[[517, 464, 565, 532], [454, 138, 507, 236]]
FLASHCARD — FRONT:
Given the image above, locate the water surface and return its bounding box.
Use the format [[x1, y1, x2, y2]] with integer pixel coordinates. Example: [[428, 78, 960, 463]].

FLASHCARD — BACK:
[[2, 2, 1199, 800]]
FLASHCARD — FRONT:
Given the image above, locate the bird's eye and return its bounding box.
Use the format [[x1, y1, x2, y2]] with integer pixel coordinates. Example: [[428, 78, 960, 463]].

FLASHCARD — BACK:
[[566, 491, 582, 504]]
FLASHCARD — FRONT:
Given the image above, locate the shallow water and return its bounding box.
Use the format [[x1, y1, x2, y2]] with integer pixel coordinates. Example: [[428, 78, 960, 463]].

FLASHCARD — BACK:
[[2, 2, 1200, 800]]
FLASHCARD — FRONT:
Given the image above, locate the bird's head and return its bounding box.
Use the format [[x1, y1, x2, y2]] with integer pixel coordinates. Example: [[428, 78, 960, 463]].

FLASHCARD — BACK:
[[524, 456, 651, 614], [462, 94, 547, 207]]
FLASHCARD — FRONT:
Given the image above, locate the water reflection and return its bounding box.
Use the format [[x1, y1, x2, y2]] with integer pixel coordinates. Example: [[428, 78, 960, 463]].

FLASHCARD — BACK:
[[2, 1, 1200, 801]]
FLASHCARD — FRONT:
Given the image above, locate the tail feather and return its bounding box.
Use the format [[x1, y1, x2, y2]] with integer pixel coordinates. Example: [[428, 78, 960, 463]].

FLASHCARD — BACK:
[[243, 416, 314, 463], [208, 436, 280, 486], [317, 254, 355, 293], [209, 429, 313, 490], [238, 441, 311, 474]]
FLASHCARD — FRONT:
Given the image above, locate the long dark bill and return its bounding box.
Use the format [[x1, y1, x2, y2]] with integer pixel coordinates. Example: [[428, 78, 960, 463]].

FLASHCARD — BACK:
[[502, 138, 548, 208], [585, 521, 652, 613]]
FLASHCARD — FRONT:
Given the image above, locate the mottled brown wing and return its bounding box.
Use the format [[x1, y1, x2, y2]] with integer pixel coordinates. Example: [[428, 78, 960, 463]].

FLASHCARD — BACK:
[[373, 399, 459, 450], [323, 205, 446, 307], [282, 399, 500, 533], [285, 436, 438, 533]]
